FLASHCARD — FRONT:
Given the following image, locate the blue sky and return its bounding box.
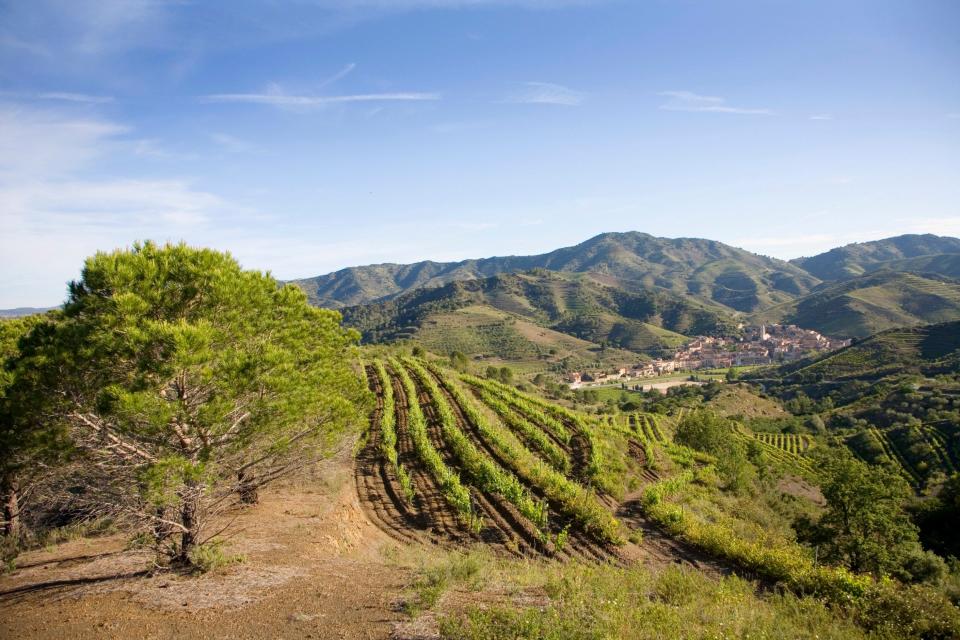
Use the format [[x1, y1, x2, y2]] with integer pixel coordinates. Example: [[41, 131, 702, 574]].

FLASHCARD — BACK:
[[1, 0, 958, 307]]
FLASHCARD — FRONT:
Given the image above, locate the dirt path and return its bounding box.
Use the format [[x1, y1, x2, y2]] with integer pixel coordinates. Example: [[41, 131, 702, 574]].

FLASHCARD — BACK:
[[0, 453, 411, 640]]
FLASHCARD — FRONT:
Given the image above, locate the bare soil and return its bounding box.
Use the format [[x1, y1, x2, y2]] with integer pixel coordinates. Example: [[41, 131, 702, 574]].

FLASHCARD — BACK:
[[0, 454, 412, 640]]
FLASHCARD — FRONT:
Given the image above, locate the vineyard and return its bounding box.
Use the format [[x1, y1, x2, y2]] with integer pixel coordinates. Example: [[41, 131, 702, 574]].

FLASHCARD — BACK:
[[846, 422, 960, 488], [752, 432, 811, 455], [353, 356, 747, 567], [355, 357, 629, 561]]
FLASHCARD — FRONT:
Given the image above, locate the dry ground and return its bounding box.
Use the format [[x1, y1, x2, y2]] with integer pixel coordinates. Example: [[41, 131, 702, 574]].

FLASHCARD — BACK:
[[0, 453, 414, 640]]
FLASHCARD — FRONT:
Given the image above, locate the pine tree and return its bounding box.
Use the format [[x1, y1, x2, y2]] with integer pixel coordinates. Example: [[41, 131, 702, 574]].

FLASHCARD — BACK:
[[8, 242, 371, 565], [0, 313, 68, 540]]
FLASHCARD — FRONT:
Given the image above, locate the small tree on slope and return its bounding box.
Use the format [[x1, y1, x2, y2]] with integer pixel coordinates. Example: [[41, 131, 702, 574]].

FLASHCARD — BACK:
[[0, 313, 71, 541], [9, 242, 370, 566]]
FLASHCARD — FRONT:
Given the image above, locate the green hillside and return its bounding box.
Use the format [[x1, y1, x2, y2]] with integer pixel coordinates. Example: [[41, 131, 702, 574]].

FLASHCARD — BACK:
[[877, 253, 960, 279], [752, 271, 960, 338], [748, 321, 960, 489], [773, 320, 960, 381], [295, 231, 819, 313], [341, 270, 735, 357], [791, 234, 960, 281], [410, 304, 640, 371]]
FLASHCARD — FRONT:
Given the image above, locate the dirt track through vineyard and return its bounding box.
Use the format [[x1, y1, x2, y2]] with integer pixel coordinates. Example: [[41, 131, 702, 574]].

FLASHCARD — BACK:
[[354, 366, 423, 546]]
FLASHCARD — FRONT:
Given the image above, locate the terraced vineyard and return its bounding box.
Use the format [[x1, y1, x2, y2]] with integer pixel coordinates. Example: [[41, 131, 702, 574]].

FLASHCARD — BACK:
[[355, 357, 626, 561], [753, 432, 812, 455], [735, 429, 814, 474], [848, 423, 960, 489]]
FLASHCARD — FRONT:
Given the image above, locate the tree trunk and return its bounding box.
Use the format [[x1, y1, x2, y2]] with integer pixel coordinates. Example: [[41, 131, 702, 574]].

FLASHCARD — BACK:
[[176, 485, 201, 566], [2, 474, 20, 540], [237, 470, 258, 505]]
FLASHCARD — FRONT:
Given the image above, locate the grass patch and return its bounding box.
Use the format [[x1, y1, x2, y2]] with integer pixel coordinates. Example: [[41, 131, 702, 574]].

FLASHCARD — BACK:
[[403, 550, 489, 616], [188, 540, 245, 574], [439, 562, 869, 640]]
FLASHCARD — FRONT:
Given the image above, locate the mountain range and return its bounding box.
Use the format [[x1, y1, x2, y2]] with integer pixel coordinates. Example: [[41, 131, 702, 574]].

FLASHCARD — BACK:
[[293, 232, 819, 313], [6, 233, 959, 356], [292, 232, 960, 355]]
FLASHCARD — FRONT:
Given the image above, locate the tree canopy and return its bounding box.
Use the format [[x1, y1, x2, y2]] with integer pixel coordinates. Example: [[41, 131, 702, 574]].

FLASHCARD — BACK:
[[4, 242, 370, 564], [806, 449, 923, 578]]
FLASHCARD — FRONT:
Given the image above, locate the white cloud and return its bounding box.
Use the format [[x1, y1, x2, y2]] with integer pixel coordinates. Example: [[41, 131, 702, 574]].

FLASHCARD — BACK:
[[658, 90, 772, 115], [3, 180, 223, 229], [0, 103, 251, 307], [318, 63, 357, 88], [0, 91, 114, 104], [201, 88, 441, 109], [809, 114, 833, 120], [38, 92, 114, 103], [506, 82, 584, 106], [0, 105, 128, 180]]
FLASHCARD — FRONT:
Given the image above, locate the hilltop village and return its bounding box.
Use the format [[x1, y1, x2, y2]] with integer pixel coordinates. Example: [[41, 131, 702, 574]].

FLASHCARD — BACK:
[[567, 324, 851, 387]]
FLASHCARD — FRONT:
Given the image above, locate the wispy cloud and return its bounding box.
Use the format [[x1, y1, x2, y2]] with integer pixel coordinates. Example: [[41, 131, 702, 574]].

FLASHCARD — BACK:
[[1, 91, 114, 104], [0, 103, 251, 306], [506, 82, 584, 106], [0, 105, 127, 179], [201, 88, 441, 108], [809, 114, 833, 120], [319, 62, 357, 88], [658, 90, 772, 115], [948, 113, 960, 119]]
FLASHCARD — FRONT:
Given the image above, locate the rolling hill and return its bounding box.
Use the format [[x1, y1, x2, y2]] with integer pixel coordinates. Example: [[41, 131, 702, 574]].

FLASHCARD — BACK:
[[295, 231, 820, 313], [790, 234, 960, 281], [340, 270, 737, 358], [771, 320, 960, 381], [751, 271, 960, 338]]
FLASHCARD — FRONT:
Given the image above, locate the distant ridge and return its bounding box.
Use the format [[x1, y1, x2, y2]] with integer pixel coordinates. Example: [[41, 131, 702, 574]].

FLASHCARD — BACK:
[[293, 231, 819, 313], [790, 234, 960, 281], [0, 306, 55, 319]]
